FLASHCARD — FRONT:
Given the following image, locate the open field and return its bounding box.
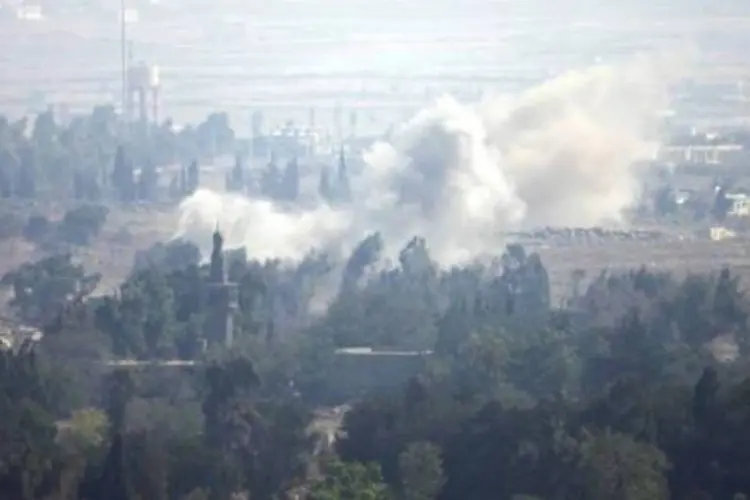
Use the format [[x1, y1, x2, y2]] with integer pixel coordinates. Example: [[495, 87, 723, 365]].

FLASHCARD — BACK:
[[533, 236, 750, 302], [0, 196, 748, 307]]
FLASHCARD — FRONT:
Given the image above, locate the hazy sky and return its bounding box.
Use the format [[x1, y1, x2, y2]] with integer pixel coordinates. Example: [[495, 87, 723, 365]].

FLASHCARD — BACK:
[[1, 0, 748, 126]]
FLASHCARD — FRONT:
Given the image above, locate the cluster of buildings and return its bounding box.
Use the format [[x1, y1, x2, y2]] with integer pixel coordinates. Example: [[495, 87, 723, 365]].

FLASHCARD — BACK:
[[655, 131, 750, 221], [0, 317, 42, 352], [657, 143, 746, 166]]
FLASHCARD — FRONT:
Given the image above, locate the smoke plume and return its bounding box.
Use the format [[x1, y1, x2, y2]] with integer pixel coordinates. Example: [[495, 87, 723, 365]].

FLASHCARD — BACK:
[[175, 57, 675, 265]]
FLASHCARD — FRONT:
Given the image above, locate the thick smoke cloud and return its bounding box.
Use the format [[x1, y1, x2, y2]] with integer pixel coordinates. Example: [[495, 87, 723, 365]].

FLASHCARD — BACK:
[[175, 57, 674, 265]]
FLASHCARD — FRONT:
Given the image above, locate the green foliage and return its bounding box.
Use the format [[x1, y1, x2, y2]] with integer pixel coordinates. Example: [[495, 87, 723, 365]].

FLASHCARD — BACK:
[[1, 252, 100, 326], [57, 408, 110, 457], [0, 210, 24, 240], [309, 458, 392, 500], [576, 428, 669, 500], [58, 203, 109, 245], [398, 441, 445, 500], [22, 213, 51, 243], [0, 350, 63, 499], [4, 236, 750, 499], [0, 107, 246, 204]]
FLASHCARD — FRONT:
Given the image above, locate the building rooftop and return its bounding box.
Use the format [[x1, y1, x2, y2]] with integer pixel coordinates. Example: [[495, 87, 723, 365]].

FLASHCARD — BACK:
[[101, 359, 199, 368], [334, 347, 433, 356], [662, 144, 744, 151]]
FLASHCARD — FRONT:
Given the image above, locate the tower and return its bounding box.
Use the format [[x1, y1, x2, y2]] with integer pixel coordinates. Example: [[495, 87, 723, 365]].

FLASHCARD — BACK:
[[127, 62, 160, 127], [338, 146, 350, 201], [205, 228, 238, 348]]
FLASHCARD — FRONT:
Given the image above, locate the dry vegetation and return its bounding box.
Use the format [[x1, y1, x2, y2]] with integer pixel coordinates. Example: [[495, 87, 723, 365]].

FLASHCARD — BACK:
[[532, 235, 750, 303], [4, 199, 749, 307], [0, 202, 179, 298]]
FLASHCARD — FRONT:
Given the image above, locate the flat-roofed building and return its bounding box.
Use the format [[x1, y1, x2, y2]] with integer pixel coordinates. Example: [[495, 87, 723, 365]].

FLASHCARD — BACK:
[[726, 191, 750, 216], [327, 347, 433, 400], [658, 144, 746, 165]]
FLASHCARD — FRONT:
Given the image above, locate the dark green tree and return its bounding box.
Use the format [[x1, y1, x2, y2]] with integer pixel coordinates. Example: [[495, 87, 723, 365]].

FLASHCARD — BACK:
[[309, 458, 391, 500], [398, 441, 445, 500]]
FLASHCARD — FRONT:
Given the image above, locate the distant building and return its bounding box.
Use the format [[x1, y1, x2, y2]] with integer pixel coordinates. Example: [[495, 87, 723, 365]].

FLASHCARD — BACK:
[[709, 226, 737, 241], [102, 359, 198, 368], [726, 192, 750, 217], [250, 124, 322, 159], [658, 144, 745, 165], [0, 318, 43, 353], [327, 347, 433, 399]]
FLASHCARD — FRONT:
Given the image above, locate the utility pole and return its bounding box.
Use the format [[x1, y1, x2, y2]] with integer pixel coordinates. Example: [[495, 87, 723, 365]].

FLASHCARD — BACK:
[[120, 0, 128, 124]]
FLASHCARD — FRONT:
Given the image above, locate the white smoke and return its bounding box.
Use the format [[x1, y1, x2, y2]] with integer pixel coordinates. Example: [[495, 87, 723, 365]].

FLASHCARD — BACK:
[[175, 57, 677, 265]]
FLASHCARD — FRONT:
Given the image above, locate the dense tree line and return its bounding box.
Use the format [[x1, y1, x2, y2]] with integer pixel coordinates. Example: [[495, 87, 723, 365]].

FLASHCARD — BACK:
[[2, 230, 750, 498], [0, 108, 235, 204], [0, 106, 361, 213]]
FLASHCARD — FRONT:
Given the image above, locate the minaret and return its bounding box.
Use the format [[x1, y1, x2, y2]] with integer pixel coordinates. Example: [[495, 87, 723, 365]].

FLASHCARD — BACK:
[[206, 227, 238, 348], [338, 146, 350, 201], [209, 227, 226, 283]]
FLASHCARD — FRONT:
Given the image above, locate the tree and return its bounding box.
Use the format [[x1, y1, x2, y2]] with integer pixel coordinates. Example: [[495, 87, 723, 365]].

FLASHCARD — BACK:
[[196, 112, 234, 158], [57, 408, 110, 458], [261, 155, 281, 199], [103, 369, 135, 434], [31, 109, 56, 151], [138, 159, 159, 201], [309, 458, 391, 500], [319, 166, 333, 201], [712, 186, 732, 221], [186, 160, 200, 195], [453, 330, 510, 400], [1, 253, 101, 326], [115, 269, 177, 359], [90, 432, 130, 500], [576, 429, 669, 500], [247, 399, 315, 499], [282, 157, 300, 201], [693, 366, 719, 428], [398, 442, 445, 500], [58, 204, 109, 245], [112, 145, 136, 202], [125, 431, 170, 500], [201, 356, 261, 497], [0, 350, 61, 500], [226, 154, 245, 192], [16, 146, 37, 198], [338, 148, 351, 202]]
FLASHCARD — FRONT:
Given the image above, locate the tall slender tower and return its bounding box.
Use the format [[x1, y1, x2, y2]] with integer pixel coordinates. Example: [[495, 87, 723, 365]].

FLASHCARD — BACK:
[[206, 228, 238, 348], [120, 0, 128, 122]]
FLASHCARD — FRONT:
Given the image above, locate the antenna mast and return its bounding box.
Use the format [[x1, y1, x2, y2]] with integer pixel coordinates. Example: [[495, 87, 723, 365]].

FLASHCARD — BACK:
[[120, 0, 128, 123]]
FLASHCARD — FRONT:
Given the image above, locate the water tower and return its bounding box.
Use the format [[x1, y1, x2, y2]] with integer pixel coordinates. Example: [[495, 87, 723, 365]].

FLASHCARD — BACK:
[[127, 62, 161, 125]]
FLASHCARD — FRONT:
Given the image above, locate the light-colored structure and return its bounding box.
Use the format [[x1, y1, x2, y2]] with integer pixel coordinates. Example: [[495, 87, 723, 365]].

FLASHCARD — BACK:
[[127, 62, 161, 124], [334, 347, 434, 356], [0, 318, 43, 353], [102, 359, 198, 368], [726, 192, 750, 216], [328, 347, 433, 399], [709, 226, 737, 241], [658, 144, 745, 165]]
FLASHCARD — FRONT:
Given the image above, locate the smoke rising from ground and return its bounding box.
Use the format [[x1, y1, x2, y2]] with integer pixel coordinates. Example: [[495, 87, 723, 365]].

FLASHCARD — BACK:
[[175, 57, 675, 265]]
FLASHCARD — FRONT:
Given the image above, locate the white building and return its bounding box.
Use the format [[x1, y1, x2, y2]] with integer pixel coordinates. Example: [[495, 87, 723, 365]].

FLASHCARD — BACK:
[[726, 192, 750, 217], [658, 144, 745, 165]]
